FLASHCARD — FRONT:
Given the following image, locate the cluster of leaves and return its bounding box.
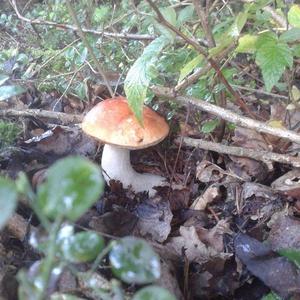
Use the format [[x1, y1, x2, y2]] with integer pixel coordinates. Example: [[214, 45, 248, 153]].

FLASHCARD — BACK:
[[0, 156, 175, 300], [124, 1, 300, 124]]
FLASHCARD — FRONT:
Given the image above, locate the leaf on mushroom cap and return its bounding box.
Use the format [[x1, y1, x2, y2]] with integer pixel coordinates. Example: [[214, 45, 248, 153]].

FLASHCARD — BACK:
[[81, 97, 169, 149]]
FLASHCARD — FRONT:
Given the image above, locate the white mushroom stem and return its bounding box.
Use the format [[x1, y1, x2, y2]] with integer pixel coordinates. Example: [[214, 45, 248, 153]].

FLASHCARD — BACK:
[[101, 144, 167, 196]]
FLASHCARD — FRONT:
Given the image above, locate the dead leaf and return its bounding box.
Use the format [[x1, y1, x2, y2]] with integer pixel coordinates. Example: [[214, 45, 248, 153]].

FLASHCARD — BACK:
[[234, 233, 300, 299], [271, 169, 300, 199], [166, 226, 230, 264], [197, 219, 232, 252], [133, 197, 172, 242], [190, 185, 220, 211], [267, 213, 300, 251], [196, 160, 226, 183]]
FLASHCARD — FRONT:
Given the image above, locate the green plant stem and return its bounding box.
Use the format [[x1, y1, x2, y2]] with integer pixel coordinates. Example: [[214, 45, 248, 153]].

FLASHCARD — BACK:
[[36, 216, 63, 300], [65, 0, 114, 98], [89, 241, 116, 275]]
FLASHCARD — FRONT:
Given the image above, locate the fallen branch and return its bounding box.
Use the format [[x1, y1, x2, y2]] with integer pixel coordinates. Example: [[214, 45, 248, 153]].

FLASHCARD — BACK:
[[0, 108, 83, 125], [178, 137, 300, 167], [151, 86, 300, 145]]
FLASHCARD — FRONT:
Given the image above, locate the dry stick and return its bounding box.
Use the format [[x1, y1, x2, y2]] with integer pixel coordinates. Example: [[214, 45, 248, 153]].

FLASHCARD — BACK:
[[151, 86, 300, 145], [9, 0, 155, 41], [0, 108, 83, 125], [178, 137, 300, 167], [65, 0, 113, 98], [146, 0, 255, 118]]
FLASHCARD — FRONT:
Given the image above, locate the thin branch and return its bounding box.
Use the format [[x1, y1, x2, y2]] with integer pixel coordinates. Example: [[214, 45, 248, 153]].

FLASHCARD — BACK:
[[151, 85, 300, 145], [9, 0, 155, 41], [145, 0, 255, 118], [0, 109, 83, 125], [65, 0, 113, 97], [179, 137, 300, 167]]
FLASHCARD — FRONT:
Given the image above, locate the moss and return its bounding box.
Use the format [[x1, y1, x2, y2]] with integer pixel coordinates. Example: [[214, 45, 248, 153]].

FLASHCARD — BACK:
[[0, 121, 21, 149]]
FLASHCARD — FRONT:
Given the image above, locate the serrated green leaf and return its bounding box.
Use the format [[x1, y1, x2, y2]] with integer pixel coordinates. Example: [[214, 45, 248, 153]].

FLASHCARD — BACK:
[[0, 74, 9, 85], [133, 286, 176, 300], [109, 237, 161, 284], [280, 28, 300, 42], [177, 5, 194, 26], [288, 5, 300, 28], [0, 177, 18, 230], [37, 156, 104, 221], [124, 36, 170, 123], [0, 85, 25, 101], [236, 34, 258, 53], [178, 55, 203, 82], [256, 33, 293, 92]]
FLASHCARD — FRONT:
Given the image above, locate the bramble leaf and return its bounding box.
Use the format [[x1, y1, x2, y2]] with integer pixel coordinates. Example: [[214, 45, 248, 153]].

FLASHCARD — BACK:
[[124, 36, 171, 123], [255, 32, 293, 92]]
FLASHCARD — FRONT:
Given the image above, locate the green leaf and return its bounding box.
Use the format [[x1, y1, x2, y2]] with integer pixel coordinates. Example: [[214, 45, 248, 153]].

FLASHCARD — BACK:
[[201, 119, 219, 134], [256, 33, 293, 92], [280, 28, 300, 42], [60, 231, 104, 263], [293, 44, 300, 57], [37, 156, 104, 221], [288, 5, 300, 28], [0, 85, 25, 101], [178, 55, 203, 82], [154, 7, 177, 39], [236, 34, 258, 53], [228, 12, 248, 38], [133, 286, 176, 300], [0, 177, 18, 230], [124, 36, 170, 123], [92, 6, 110, 24], [0, 74, 9, 85], [278, 248, 300, 268], [177, 5, 194, 26], [109, 237, 161, 284], [261, 292, 282, 300]]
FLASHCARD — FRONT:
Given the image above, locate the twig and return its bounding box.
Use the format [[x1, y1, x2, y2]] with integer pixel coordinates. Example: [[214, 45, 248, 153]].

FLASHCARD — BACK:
[[0, 109, 83, 125], [9, 0, 156, 41], [146, 0, 255, 118], [231, 84, 289, 101], [65, 0, 114, 98], [151, 85, 300, 145], [178, 137, 300, 167]]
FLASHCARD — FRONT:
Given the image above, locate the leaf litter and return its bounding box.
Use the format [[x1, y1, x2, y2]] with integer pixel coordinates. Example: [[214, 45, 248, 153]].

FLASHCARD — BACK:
[[2, 76, 300, 300]]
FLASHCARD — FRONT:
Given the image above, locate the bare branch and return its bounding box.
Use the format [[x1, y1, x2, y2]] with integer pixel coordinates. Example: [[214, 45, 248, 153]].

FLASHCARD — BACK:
[[0, 108, 83, 125], [151, 85, 300, 145], [179, 137, 300, 167]]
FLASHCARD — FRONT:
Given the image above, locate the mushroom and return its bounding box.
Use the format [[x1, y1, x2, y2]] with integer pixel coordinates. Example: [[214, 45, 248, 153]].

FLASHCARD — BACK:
[[81, 96, 169, 196]]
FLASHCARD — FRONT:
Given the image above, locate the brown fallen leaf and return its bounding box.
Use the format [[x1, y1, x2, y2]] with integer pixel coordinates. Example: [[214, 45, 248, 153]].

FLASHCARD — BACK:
[[133, 197, 173, 242], [234, 233, 300, 299], [166, 225, 231, 264], [190, 185, 220, 211], [271, 169, 300, 199], [267, 212, 300, 251]]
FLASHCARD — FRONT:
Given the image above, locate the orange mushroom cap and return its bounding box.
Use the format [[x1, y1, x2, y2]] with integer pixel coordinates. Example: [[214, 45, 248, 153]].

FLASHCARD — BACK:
[[81, 97, 169, 149]]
